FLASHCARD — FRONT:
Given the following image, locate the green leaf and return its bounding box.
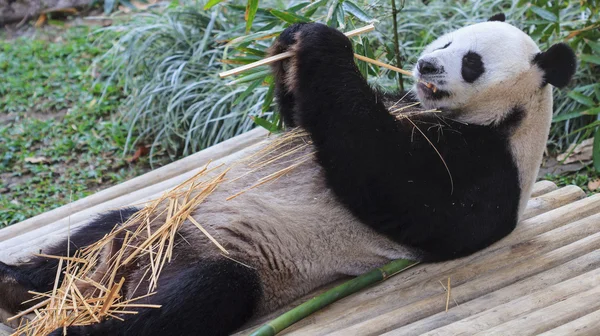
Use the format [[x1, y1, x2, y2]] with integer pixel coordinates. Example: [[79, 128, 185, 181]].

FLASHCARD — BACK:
[[203, 0, 223, 10], [552, 106, 600, 122], [227, 29, 282, 46], [245, 0, 259, 33], [342, 1, 375, 23], [104, 0, 116, 14], [529, 5, 558, 22], [594, 127, 600, 172], [269, 9, 311, 23], [226, 69, 271, 86], [326, 2, 340, 27], [252, 116, 280, 133], [568, 91, 596, 107], [581, 54, 600, 65], [585, 39, 600, 53], [303, 0, 328, 17], [235, 46, 266, 57], [119, 0, 136, 9], [262, 78, 275, 113], [335, 3, 346, 29], [233, 78, 262, 105], [288, 2, 311, 12]]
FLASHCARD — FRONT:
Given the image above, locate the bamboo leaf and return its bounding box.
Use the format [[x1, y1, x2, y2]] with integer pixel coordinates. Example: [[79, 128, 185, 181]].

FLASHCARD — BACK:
[[552, 106, 600, 123], [335, 2, 346, 29], [221, 56, 263, 65], [585, 39, 600, 53], [269, 9, 311, 24], [568, 91, 596, 107], [594, 127, 600, 172], [233, 78, 263, 105], [203, 0, 224, 10], [245, 0, 259, 33], [342, 1, 375, 23], [226, 69, 271, 86], [326, 2, 340, 27], [235, 46, 266, 57], [227, 29, 282, 46], [287, 2, 311, 13], [251, 116, 280, 133], [529, 5, 557, 22], [581, 54, 600, 65], [104, 0, 116, 14], [262, 77, 275, 112], [303, 0, 328, 17]]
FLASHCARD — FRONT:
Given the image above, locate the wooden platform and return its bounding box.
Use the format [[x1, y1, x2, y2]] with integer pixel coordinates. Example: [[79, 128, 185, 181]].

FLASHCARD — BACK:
[[1, 128, 599, 335]]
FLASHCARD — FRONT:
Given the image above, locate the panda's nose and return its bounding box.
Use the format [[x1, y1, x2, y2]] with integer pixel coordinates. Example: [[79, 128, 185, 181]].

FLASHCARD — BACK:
[[418, 60, 440, 75]]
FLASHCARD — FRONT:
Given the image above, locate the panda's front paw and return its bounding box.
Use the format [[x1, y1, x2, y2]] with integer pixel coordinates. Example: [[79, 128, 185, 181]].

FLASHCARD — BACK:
[[269, 23, 354, 93]]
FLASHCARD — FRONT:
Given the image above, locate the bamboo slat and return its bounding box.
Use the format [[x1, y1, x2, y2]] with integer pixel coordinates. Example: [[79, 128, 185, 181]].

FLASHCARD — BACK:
[[530, 180, 557, 197], [522, 184, 585, 219], [390, 251, 600, 335], [538, 309, 600, 336], [474, 285, 600, 335]]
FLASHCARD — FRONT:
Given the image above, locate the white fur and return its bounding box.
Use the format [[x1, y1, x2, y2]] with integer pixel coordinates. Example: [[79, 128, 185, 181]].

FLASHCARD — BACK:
[[412, 21, 553, 218]]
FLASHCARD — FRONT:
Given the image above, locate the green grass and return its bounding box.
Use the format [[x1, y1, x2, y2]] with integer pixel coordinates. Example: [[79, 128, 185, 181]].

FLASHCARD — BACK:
[[543, 169, 600, 195], [0, 26, 163, 227]]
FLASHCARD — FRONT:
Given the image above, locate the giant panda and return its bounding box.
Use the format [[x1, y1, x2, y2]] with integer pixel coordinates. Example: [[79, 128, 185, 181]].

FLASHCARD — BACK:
[[0, 14, 576, 336]]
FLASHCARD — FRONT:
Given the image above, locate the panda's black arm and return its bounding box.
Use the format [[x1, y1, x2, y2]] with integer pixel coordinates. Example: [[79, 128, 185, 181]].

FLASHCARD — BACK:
[[271, 23, 520, 261]]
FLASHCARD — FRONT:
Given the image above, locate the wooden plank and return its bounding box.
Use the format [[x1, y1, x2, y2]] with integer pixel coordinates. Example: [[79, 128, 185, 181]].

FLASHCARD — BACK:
[[320, 231, 600, 336], [0, 128, 267, 243], [279, 200, 600, 335], [0, 323, 12, 336], [538, 309, 600, 336], [406, 259, 600, 335], [530, 180, 558, 197], [475, 286, 600, 335], [384, 217, 600, 335], [522, 185, 584, 220]]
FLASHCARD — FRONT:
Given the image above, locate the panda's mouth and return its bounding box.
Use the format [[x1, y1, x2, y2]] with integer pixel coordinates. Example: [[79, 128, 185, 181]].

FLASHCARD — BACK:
[[419, 81, 438, 93], [416, 79, 450, 100]]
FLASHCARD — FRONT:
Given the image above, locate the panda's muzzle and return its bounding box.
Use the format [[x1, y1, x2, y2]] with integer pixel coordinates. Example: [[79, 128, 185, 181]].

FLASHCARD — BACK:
[[417, 59, 444, 75]]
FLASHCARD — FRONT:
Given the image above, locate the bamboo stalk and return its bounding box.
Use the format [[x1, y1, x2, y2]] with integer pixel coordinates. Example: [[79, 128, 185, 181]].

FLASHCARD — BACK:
[[219, 24, 376, 78], [353, 53, 413, 77], [249, 259, 418, 336]]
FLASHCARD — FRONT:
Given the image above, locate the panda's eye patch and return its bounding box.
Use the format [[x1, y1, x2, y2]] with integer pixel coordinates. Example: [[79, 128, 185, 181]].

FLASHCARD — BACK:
[[462, 51, 484, 83]]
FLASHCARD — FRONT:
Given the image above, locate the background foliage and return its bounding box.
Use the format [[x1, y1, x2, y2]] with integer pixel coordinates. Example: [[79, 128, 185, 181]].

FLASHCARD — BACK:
[[1, 0, 598, 226]]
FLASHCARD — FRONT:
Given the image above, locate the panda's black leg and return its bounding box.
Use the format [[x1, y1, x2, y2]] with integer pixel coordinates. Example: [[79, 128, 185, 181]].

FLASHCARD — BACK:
[[0, 208, 138, 323], [48, 258, 263, 336]]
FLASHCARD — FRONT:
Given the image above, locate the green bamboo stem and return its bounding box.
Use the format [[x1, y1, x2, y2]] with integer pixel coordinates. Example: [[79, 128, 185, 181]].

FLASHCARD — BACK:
[[249, 259, 418, 336]]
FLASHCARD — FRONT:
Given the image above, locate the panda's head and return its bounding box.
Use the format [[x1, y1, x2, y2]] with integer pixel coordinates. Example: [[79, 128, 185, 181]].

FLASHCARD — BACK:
[[413, 14, 576, 125]]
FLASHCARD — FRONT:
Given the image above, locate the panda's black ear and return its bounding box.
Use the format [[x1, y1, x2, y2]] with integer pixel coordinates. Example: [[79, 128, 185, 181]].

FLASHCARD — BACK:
[[488, 13, 505, 22], [533, 43, 577, 88]]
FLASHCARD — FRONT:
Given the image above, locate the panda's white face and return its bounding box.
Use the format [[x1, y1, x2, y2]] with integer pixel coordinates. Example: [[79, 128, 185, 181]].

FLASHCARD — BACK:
[[413, 21, 542, 114]]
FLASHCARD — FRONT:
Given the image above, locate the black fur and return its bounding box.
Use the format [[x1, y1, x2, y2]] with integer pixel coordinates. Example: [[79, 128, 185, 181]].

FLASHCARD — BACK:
[[462, 51, 484, 83], [271, 23, 520, 261], [10, 208, 139, 292], [488, 13, 506, 22], [3, 207, 262, 336], [48, 259, 262, 336], [533, 42, 577, 88]]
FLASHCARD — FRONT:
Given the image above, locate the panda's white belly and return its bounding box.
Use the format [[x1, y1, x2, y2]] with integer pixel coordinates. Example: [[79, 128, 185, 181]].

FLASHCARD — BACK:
[[173, 139, 418, 312]]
